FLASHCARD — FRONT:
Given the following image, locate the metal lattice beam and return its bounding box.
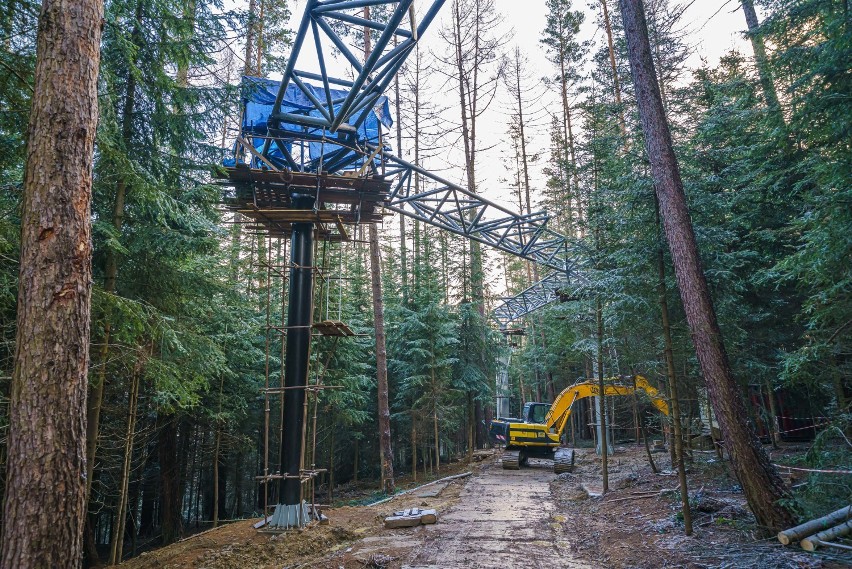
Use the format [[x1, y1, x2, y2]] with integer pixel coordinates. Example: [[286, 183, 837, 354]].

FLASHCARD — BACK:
[[376, 149, 584, 275], [226, 0, 590, 328], [265, 0, 444, 138], [492, 271, 588, 329]]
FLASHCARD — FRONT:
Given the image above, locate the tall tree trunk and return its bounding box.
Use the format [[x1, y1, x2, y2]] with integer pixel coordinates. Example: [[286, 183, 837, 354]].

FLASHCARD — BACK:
[[213, 372, 225, 528], [158, 414, 182, 544], [619, 0, 794, 532], [369, 226, 395, 493], [0, 0, 102, 565], [740, 1, 783, 115], [656, 216, 693, 535], [109, 364, 141, 564], [597, 299, 608, 493], [559, 49, 580, 233], [434, 405, 440, 472], [394, 37, 409, 302], [411, 421, 417, 481], [467, 391, 474, 461], [362, 12, 395, 496], [601, 0, 628, 137]]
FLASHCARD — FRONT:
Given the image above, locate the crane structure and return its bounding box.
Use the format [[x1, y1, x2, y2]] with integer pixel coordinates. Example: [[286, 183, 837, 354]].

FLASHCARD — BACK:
[[218, 0, 585, 529]]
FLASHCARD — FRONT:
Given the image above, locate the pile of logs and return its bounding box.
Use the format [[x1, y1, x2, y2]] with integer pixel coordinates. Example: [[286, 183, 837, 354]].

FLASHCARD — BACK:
[[778, 505, 852, 552]]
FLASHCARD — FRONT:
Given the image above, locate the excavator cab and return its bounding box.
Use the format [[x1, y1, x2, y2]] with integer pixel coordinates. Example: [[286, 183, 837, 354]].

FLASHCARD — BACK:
[[522, 402, 549, 424]]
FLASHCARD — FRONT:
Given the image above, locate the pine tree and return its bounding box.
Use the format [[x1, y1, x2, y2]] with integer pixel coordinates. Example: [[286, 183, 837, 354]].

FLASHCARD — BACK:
[[1, 0, 103, 564]]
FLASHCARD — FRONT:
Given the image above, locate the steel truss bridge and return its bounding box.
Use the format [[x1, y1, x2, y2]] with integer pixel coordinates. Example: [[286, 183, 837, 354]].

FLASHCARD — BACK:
[[218, 0, 587, 526]]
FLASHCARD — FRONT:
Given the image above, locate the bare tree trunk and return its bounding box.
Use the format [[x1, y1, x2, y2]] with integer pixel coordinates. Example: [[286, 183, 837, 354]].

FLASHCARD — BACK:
[[0, 0, 102, 564], [213, 371, 225, 528], [369, 225, 395, 494], [328, 422, 335, 503], [601, 0, 628, 137], [158, 415, 182, 544], [619, 0, 794, 532], [467, 391, 474, 461], [764, 379, 781, 449], [434, 403, 440, 472], [244, 0, 257, 75], [411, 421, 417, 482], [362, 18, 395, 495], [559, 50, 580, 232], [394, 37, 409, 302], [656, 215, 693, 535], [353, 439, 359, 482], [597, 299, 608, 493], [109, 365, 141, 564]]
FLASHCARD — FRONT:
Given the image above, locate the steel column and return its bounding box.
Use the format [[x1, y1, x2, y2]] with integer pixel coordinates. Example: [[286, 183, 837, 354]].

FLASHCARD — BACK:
[[279, 195, 315, 508]]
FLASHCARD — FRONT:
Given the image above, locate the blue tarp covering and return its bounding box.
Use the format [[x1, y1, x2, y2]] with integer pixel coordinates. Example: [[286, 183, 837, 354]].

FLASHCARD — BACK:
[[225, 75, 392, 171]]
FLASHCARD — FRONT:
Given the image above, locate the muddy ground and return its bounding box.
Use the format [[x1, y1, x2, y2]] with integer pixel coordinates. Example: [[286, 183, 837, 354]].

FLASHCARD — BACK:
[[119, 445, 851, 569], [551, 445, 849, 569]]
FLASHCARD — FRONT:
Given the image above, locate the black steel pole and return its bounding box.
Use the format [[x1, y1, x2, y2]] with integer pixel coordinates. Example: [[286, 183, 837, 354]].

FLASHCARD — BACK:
[[280, 195, 314, 506]]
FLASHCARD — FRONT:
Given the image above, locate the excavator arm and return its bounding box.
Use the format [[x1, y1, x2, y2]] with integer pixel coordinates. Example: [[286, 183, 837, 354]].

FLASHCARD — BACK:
[[545, 375, 669, 438]]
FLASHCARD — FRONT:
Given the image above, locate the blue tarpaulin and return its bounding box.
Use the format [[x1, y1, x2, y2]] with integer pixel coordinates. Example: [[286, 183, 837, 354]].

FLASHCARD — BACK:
[[225, 75, 392, 171]]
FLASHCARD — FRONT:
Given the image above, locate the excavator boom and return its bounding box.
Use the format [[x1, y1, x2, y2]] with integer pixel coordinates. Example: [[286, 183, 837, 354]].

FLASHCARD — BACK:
[[545, 375, 669, 438]]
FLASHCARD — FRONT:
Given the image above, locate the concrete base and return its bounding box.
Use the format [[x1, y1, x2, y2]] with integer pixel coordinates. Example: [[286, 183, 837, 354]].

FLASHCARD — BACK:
[[268, 500, 317, 529]]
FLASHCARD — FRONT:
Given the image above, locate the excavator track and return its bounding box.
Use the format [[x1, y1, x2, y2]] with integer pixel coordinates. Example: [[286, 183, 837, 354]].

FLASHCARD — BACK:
[[553, 448, 575, 474], [501, 449, 521, 470]]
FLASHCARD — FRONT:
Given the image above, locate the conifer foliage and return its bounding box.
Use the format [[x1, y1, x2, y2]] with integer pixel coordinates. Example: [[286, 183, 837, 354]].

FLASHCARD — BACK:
[[0, 0, 850, 562]]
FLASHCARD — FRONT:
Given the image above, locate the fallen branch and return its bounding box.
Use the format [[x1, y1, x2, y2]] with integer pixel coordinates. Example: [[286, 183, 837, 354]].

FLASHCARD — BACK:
[[366, 471, 472, 507], [604, 494, 659, 504]]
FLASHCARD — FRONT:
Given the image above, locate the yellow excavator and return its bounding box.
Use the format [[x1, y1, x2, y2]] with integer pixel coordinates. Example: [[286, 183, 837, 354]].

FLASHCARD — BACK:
[[489, 375, 670, 472]]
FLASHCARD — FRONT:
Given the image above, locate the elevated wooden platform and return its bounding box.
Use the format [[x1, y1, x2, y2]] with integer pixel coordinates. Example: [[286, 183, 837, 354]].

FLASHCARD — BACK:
[[313, 320, 358, 337], [217, 166, 391, 242]]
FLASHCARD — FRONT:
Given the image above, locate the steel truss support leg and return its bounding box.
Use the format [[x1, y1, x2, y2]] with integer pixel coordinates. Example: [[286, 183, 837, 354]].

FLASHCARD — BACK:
[[271, 194, 316, 529]]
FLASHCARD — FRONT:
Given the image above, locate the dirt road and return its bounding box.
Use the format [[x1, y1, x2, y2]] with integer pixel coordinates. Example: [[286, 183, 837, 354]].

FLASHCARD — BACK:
[[346, 458, 597, 568]]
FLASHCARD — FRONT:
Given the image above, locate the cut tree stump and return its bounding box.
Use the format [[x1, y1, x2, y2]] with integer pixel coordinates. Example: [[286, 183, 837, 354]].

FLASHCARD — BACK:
[[384, 508, 438, 528], [778, 505, 852, 545]]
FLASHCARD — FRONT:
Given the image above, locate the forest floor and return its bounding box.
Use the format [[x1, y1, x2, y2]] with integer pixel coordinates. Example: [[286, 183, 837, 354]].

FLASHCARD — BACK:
[[119, 445, 850, 569]]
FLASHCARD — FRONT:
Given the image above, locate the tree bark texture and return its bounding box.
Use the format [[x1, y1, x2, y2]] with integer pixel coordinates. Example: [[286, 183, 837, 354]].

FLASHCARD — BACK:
[[601, 0, 628, 137], [369, 223, 395, 494], [619, 0, 794, 532], [656, 223, 693, 535], [0, 0, 103, 565], [158, 414, 182, 544]]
